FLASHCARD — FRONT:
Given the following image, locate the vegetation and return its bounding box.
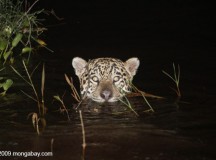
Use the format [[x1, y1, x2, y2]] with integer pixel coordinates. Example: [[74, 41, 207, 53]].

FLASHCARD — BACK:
[[0, 0, 48, 64], [0, 68, 13, 95], [130, 83, 155, 113], [0, 0, 50, 97], [118, 94, 139, 116], [79, 110, 86, 160], [162, 63, 181, 97], [11, 61, 46, 135], [53, 95, 71, 121], [64, 74, 81, 103], [53, 74, 82, 120]]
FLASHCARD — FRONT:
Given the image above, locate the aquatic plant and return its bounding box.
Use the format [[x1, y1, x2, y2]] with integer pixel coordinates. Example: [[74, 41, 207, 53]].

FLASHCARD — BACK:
[[53, 74, 82, 119], [162, 63, 181, 97], [0, 0, 53, 98], [64, 74, 81, 102], [117, 81, 156, 116], [130, 83, 155, 113], [11, 60, 46, 134], [0, 68, 13, 96], [79, 110, 86, 160], [65, 73, 86, 111], [0, 0, 50, 65], [53, 95, 71, 121], [118, 94, 139, 116]]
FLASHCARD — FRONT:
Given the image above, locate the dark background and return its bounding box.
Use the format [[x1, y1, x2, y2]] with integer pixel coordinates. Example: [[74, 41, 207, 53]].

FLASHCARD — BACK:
[[34, 0, 215, 94], [38, 0, 215, 50]]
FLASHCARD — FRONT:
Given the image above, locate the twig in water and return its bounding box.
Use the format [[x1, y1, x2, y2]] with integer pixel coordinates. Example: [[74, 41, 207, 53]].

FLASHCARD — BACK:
[[79, 110, 86, 160], [51, 138, 54, 156]]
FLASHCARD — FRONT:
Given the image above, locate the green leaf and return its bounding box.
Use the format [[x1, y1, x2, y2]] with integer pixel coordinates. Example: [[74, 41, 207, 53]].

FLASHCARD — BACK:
[[3, 51, 12, 61], [53, 95, 61, 102], [2, 79, 13, 91], [12, 33, 23, 47], [0, 38, 7, 51], [22, 47, 32, 54], [0, 91, 6, 96]]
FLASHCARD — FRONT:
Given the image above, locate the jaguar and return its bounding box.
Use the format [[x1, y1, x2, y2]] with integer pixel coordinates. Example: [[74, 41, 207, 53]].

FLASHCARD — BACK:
[[72, 57, 140, 103]]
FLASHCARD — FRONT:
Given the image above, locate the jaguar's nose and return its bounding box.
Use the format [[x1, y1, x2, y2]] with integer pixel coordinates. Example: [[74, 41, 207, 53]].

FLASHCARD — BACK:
[[100, 89, 112, 101]]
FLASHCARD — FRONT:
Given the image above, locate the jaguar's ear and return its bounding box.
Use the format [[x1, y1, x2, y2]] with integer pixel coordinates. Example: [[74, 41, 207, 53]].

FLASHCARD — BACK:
[[72, 57, 87, 77], [124, 57, 140, 77]]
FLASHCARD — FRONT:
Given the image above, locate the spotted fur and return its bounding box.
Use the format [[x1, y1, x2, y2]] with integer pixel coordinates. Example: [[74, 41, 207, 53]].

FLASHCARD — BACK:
[[72, 57, 140, 103]]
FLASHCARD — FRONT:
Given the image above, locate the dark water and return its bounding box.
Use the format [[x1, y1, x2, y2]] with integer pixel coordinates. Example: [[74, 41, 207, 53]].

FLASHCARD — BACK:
[[1, 48, 215, 160], [1, 1, 216, 160]]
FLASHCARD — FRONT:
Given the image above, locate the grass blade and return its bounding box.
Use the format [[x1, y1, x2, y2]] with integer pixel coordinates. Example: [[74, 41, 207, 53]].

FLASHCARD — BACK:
[[119, 96, 139, 117], [130, 83, 155, 112], [162, 63, 181, 97], [10, 65, 32, 86], [21, 90, 37, 102], [64, 74, 81, 102]]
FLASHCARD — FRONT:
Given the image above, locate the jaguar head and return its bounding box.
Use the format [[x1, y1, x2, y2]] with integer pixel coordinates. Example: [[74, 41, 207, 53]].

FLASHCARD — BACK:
[[72, 57, 140, 103]]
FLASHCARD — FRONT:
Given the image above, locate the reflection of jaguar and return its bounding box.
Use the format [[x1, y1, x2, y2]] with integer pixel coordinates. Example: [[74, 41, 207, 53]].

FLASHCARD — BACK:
[[72, 57, 140, 103]]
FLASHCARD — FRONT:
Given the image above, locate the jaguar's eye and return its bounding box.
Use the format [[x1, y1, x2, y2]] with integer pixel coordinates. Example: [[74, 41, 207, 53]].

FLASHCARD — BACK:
[[92, 76, 99, 82], [113, 76, 120, 82]]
